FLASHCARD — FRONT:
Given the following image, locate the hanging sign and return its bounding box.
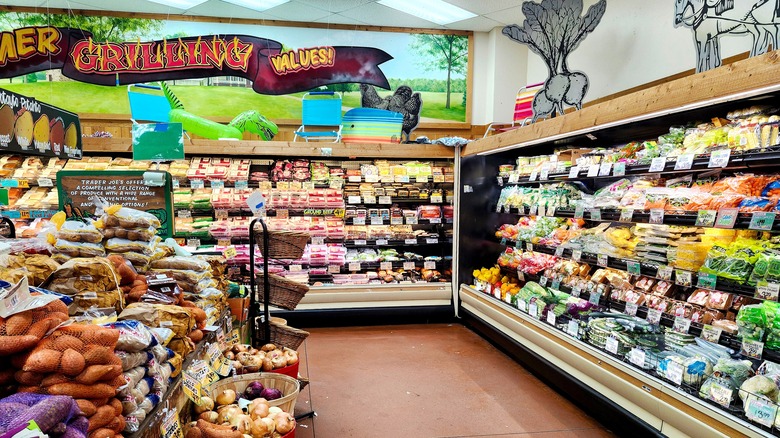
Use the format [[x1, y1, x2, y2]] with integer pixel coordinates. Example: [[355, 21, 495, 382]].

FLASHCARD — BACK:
[[0, 26, 392, 95]]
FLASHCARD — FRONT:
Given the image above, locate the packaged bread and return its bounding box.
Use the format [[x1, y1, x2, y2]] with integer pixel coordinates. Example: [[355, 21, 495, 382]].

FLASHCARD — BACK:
[[102, 207, 161, 229], [150, 256, 210, 272], [58, 220, 103, 243]]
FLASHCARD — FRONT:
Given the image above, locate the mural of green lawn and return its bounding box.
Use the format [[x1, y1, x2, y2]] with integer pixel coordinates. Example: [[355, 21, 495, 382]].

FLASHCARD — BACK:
[[0, 82, 465, 122]]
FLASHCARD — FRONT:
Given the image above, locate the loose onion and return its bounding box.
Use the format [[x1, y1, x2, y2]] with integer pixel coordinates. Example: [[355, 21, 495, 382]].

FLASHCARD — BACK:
[[216, 405, 241, 424], [274, 412, 296, 434], [284, 350, 299, 366], [261, 343, 277, 352], [194, 396, 214, 414], [230, 414, 252, 434], [262, 358, 274, 372], [215, 389, 237, 406], [198, 411, 218, 423], [260, 417, 275, 434]]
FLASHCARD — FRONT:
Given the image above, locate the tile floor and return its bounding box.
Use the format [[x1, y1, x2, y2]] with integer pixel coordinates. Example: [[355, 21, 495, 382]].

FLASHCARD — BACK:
[[292, 324, 614, 438]]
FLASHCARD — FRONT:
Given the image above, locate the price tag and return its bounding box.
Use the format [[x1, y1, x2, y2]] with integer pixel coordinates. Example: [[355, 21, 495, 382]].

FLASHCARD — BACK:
[[745, 397, 779, 427], [675, 269, 692, 287], [756, 282, 780, 300], [363, 195, 377, 204], [380, 261, 393, 270], [569, 166, 580, 178], [365, 175, 380, 183], [396, 175, 410, 183], [379, 196, 392, 204], [613, 162, 626, 177], [516, 269, 525, 281], [36, 177, 53, 187], [348, 262, 361, 271], [587, 164, 599, 177], [160, 407, 183, 438], [405, 238, 418, 245], [391, 216, 404, 225], [529, 204, 538, 216], [675, 153, 694, 170], [182, 365, 203, 403], [709, 382, 734, 407], [528, 301, 538, 318], [567, 320, 579, 337], [493, 287, 501, 299], [210, 180, 225, 189], [376, 239, 388, 246], [695, 210, 717, 227], [625, 302, 639, 316], [312, 236, 325, 245], [574, 206, 584, 219], [370, 216, 383, 225], [697, 272, 717, 289], [667, 361, 684, 385], [525, 242, 533, 252], [649, 209, 664, 224], [546, 311, 556, 325], [403, 261, 415, 270], [429, 217, 442, 224], [629, 348, 646, 367], [186, 238, 200, 247], [619, 209, 634, 222], [597, 254, 608, 267], [571, 286, 581, 298], [647, 308, 663, 325], [354, 239, 367, 246], [348, 175, 362, 182], [605, 336, 619, 354], [289, 264, 302, 272], [424, 261, 436, 270], [348, 195, 361, 204], [547, 205, 556, 217], [426, 238, 439, 244], [215, 209, 229, 220], [551, 278, 561, 290], [217, 238, 231, 247], [649, 157, 666, 172], [353, 217, 366, 225], [589, 208, 601, 221], [276, 209, 289, 219], [589, 292, 602, 305], [172, 179, 180, 189], [658, 265, 673, 281], [191, 179, 205, 189], [518, 299, 527, 312], [599, 162, 612, 176], [539, 276, 548, 287], [222, 246, 237, 259], [708, 148, 731, 168], [750, 211, 776, 231], [415, 175, 429, 183], [539, 166, 549, 181], [555, 246, 564, 257], [673, 316, 691, 334], [741, 339, 764, 359], [715, 208, 738, 228], [528, 170, 538, 181], [701, 325, 722, 343], [328, 264, 341, 273], [329, 179, 343, 189], [236, 180, 248, 189], [406, 216, 418, 225], [177, 209, 191, 219], [572, 249, 582, 262], [627, 260, 642, 275]]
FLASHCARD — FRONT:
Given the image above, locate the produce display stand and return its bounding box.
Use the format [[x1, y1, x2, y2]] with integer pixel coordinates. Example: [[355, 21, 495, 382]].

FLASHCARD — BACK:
[[456, 52, 780, 437]]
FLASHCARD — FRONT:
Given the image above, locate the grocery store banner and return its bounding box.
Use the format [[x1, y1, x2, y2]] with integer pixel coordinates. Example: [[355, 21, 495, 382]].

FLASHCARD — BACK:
[[0, 88, 81, 159], [0, 26, 391, 95]]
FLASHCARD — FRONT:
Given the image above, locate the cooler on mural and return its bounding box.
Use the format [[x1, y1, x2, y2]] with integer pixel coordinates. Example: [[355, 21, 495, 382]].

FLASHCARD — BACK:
[[341, 108, 404, 144]]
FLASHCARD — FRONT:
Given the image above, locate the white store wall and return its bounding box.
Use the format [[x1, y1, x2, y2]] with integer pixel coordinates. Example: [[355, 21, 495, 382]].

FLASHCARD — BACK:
[[472, 0, 754, 125]]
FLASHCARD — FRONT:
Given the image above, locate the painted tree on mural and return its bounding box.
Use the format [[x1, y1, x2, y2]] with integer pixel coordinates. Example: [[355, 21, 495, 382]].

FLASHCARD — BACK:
[[10, 13, 162, 42], [502, 0, 606, 121], [409, 34, 468, 109]]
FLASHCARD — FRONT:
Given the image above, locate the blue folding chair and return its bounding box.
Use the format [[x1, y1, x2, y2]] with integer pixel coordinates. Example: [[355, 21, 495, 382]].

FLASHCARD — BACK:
[[127, 84, 171, 123], [293, 91, 342, 142]]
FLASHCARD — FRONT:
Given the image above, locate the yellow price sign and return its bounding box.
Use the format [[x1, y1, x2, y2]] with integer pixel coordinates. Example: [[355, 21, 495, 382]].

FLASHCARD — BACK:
[[222, 246, 237, 259]]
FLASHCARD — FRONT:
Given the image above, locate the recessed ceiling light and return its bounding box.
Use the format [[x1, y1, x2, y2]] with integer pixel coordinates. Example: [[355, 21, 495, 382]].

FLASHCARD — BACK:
[[221, 0, 291, 11], [147, 0, 209, 9], [378, 0, 476, 25]]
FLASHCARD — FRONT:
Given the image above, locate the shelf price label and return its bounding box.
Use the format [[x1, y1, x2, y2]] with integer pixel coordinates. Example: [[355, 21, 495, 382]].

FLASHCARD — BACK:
[[597, 254, 608, 267], [574, 205, 584, 219], [177, 210, 191, 219], [569, 166, 580, 178], [191, 179, 205, 189], [403, 261, 416, 270], [756, 282, 780, 301], [426, 238, 439, 244], [365, 175, 380, 183], [750, 211, 776, 231], [675, 153, 695, 170], [613, 162, 626, 177], [312, 236, 325, 245], [376, 239, 389, 246], [353, 217, 366, 225], [741, 339, 764, 360], [701, 325, 723, 343], [587, 164, 600, 177], [567, 320, 579, 337], [236, 180, 249, 189], [529, 204, 538, 216], [619, 209, 634, 223], [406, 216, 418, 225], [186, 238, 200, 247], [571, 286, 581, 298], [708, 148, 731, 168], [649, 209, 664, 224], [675, 269, 692, 287], [715, 208, 738, 228], [709, 382, 734, 407], [551, 278, 561, 290], [289, 264, 302, 272], [673, 316, 691, 334], [37, 177, 53, 187], [349, 262, 362, 271], [667, 361, 684, 385], [328, 264, 341, 273], [605, 336, 619, 354], [172, 179, 180, 189], [696, 272, 717, 289], [525, 242, 533, 252], [546, 311, 556, 326], [627, 260, 642, 275], [657, 265, 674, 281], [424, 261, 436, 270], [516, 269, 525, 281], [649, 157, 666, 172], [647, 308, 663, 325], [589, 292, 602, 306], [215, 209, 229, 220], [589, 208, 601, 221], [598, 162, 612, 176], [405, 238, 418, 245], [528, 170, 538, 181], [210, 180, 225, 189], [517, 299, 527, 312], [555, 246, 565, 257], [380, 262, 393, 270], [571, 249, 582, 262], [370, 216, 383, 225], [539, 276, 548, 287], [348, 175, 362, 183], [348, 196, 362, 204], [539, 165, 549, 181], [695, 210, 717, 227], [364, 195, 377, 204], [354, 239, 367, 246], [629, 348, 646, 367], [528, 301, 538, 318], [625, 302, 639, 316], [379, 196, 392, 204], [745, 397, 779, 427]]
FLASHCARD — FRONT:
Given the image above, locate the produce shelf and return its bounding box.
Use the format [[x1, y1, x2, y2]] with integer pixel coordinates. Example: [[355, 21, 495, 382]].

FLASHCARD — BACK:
[[343, 237, 444, 247]]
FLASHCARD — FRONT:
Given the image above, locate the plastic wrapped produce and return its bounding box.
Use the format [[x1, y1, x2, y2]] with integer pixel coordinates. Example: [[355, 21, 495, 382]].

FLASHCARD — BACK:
[[737, 304, 768, 342]]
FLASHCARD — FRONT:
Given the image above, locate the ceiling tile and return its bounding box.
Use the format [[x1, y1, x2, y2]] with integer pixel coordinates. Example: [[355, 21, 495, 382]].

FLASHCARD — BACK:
[[293, 0, 375, 13], [184, 0, 280, 18], [444, 0, 526, 16], [483, 5, 525, 26], [445, 15, 502, 32], [338, 3, 445, 29], [312, 12, 368, 26], [263, 1, 332, 21]]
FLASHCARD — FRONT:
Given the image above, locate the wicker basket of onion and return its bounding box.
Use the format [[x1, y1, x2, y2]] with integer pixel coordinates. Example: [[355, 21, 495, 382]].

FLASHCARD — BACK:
[[224, 343, 300, 378]]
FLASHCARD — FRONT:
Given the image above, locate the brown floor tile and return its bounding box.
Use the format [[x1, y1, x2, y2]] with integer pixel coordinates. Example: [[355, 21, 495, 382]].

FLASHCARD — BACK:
[[291, 324, 614, 438]]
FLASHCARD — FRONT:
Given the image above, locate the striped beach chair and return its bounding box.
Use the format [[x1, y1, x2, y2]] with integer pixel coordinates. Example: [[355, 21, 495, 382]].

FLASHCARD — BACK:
[[483, 82, 544, 138], [341, 108, 404, 144]]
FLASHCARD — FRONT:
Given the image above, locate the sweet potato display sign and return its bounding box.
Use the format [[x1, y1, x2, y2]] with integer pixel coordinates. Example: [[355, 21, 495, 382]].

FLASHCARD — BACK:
[[0, 26, 392, 95]]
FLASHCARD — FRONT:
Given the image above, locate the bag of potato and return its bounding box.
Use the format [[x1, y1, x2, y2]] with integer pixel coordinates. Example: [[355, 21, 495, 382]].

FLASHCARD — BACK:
[[0, 254, 60, 287], [53, 239, 105, 258], [119, 303, 194, 338], [150, 256, 210, 272], [119, 251, 152, 273], [102, 226, 156, 241], [58, 220, 103, 243], [148, 268, 209, 285], [42, 258, 123, 315], [105, 236, 160, 255], [102, 207, 161, 229], [167, 336, 194, 358]]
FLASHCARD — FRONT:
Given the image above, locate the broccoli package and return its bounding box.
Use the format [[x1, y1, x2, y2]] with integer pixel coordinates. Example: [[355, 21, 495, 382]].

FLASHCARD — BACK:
[[700, 239, 765, 284], [737, 304, 769, 342]]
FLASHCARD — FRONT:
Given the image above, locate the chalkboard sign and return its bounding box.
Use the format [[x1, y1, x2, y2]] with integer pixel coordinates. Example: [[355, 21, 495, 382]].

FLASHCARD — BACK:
[[0, 88, 81, 159], [56, 170, 173, 238]]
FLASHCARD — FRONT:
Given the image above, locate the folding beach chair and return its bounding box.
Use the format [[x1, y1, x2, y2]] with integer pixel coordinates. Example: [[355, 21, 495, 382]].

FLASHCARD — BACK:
[[341, 108, 403, 144], [293, 91, 342, 142], [127, 84, 171, 124], [483, 82, 544, 138]]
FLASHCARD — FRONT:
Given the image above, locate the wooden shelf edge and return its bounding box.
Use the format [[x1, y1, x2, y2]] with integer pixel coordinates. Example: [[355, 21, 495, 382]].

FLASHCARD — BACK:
[[81, 137, 457, 159], [464, 51, 780, 157]]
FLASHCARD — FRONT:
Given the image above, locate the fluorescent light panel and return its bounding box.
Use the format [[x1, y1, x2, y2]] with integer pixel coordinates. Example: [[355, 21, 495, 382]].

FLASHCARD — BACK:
[[378, 0, 476, 25], [146, 0, 208, 9], [221, 0, 290, 11], [477, 83, 780, 156]]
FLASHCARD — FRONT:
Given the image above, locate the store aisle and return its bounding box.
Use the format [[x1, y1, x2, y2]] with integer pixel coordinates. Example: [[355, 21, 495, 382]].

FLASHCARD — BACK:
[[292, 324, 614, 438]]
